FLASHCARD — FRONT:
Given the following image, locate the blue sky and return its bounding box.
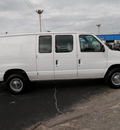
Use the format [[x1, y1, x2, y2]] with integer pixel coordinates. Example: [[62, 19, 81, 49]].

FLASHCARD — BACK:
[[0, 0, 120, 35]]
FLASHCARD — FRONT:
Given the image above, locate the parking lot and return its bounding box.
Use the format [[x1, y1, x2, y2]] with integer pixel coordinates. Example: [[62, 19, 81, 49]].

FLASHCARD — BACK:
[[0, 79, 113, 130]]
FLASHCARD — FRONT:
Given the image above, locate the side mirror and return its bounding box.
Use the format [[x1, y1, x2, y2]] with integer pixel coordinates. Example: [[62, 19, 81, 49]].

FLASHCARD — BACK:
[[101, 45, 105, 52]]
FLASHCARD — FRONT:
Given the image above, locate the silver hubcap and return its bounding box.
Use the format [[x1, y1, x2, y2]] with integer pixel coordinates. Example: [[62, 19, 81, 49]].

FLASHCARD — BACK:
[[111, 73, 120, 86], [10, 78, 23, 92]]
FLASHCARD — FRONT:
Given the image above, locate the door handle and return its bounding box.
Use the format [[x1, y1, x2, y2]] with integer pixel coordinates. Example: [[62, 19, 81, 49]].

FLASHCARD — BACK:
[[78, 59, 81, 65], [56, 60, 59, 67], [56, 60, 58, 65]]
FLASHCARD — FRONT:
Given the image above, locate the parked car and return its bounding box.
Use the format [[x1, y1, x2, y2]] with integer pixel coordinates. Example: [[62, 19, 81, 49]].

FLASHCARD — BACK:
[[114, 43, 120, 50], [105, 43, 113, 50]]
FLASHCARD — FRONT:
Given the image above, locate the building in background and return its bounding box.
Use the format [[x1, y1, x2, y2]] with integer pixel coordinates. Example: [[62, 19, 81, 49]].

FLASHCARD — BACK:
[[97, 34, 120, 50]]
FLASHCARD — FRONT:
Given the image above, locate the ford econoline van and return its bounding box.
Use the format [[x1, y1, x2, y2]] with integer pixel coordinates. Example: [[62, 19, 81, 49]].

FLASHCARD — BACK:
[[0, 32, 120, 93]]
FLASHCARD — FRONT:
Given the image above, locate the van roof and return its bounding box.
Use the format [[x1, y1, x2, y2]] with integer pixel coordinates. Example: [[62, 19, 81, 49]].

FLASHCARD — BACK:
[[0, 32, 94, 37]]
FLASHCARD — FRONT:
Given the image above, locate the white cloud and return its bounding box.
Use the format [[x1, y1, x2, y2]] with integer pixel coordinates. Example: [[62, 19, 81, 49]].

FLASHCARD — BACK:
[[0, 0, 120, 34]]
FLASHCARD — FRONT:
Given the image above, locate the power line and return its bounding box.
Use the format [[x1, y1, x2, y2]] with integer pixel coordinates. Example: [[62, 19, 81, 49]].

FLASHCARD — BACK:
[[23, 0, 36, 16], [26, 0, 36, 12], [23, 0, 47, 31]]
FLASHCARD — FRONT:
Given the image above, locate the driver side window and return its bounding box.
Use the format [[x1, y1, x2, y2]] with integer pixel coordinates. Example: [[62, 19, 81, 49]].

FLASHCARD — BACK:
[[79, 35, 102, 52]]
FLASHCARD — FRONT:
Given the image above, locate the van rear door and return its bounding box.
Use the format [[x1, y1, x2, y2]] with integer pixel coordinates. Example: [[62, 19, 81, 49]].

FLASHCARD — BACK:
[[36, 35, 54, 80]]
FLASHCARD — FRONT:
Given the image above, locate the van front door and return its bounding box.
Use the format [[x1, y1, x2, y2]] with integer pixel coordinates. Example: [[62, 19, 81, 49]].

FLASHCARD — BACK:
[[77, 34, 107, 79], [54, 34, 77, 79], [37, 35, 54, 80]]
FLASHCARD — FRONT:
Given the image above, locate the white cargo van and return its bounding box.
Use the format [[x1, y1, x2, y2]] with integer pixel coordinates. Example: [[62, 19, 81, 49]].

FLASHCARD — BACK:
[[0, 32, 120, 93]]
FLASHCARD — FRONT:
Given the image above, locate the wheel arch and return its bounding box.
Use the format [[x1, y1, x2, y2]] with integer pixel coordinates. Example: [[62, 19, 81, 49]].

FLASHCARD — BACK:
[[4, 69, 29, 81], [104, 64, 120, 79]]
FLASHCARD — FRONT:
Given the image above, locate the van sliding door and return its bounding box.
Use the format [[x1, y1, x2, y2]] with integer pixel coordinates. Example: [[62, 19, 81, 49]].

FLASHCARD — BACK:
[[54, 34, 77, 79]]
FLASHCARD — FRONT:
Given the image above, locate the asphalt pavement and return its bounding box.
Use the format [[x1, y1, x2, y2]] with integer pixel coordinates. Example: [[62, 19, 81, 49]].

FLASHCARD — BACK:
[[0, 79, 111, 130]]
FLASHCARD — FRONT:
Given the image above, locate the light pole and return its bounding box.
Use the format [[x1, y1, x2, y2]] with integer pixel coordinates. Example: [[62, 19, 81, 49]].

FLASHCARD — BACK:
[[36, 10, 44, 32], [96, 24, 101, 38]]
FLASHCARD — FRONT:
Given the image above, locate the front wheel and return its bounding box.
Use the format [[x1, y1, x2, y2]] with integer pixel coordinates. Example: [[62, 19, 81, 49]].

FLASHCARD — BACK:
[[7, 74, 28, 94], [106, 68, 120, 88]]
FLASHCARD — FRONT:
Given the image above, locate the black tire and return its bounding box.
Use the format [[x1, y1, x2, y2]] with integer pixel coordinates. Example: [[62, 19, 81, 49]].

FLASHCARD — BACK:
[[7, 74, 28, 94], [105, 68, 120, 88]]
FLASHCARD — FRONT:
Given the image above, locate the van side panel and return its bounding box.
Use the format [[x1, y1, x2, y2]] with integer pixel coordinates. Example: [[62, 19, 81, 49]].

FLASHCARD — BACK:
[[0, 35, 37, 81]]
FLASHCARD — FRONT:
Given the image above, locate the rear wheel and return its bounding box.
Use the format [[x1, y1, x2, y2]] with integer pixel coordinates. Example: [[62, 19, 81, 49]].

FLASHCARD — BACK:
[[106, 68, 120, 88], [7, 74, 28, 94]]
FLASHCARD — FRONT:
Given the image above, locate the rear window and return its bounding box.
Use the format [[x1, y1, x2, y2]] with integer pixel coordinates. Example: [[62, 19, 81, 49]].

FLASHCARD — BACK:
[[39, 36, 52, 53]]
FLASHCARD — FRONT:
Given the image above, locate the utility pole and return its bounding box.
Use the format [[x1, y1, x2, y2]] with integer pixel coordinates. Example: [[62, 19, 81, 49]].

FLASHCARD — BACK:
[[36, 10, 44, 32], [96, 24, 101, 38]]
